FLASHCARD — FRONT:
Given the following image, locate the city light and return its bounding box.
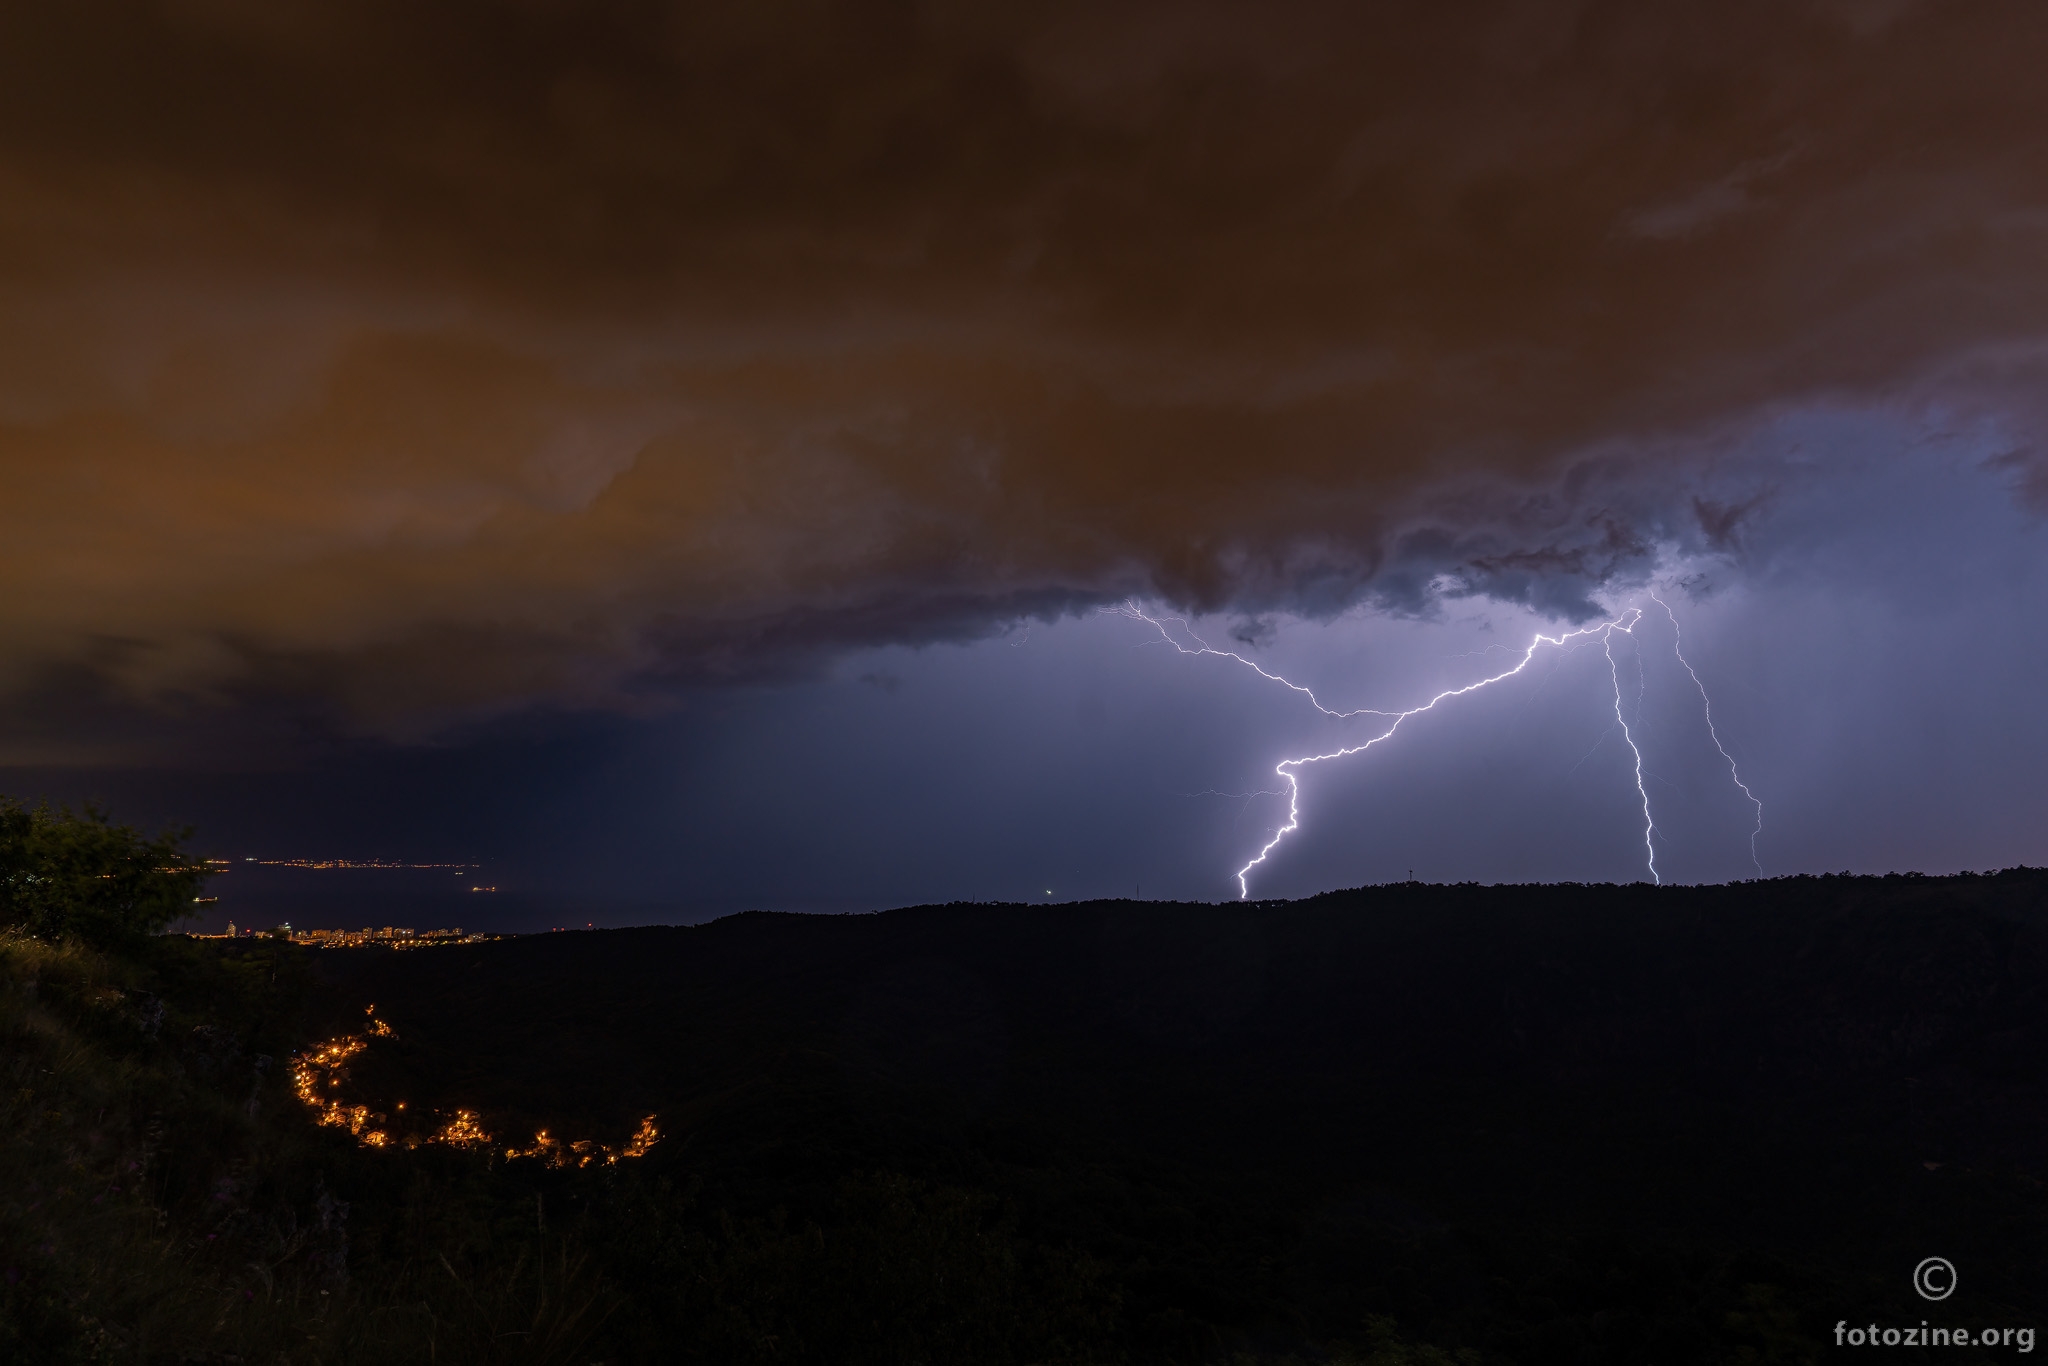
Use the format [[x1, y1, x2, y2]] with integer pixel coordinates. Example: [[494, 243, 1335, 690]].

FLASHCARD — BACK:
[[242, 858, 481, 870], [506, 1115, 661, 1168], [289, 1006, 660, 1164]]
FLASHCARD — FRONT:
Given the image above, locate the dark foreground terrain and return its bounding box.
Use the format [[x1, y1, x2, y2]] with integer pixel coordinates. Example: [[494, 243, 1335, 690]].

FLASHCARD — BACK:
[[11, 870, 2048, 1362]]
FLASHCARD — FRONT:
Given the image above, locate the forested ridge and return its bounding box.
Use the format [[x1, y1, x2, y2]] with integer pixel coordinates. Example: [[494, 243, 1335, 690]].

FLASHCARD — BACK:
[[7, 797, 2046, 1362]]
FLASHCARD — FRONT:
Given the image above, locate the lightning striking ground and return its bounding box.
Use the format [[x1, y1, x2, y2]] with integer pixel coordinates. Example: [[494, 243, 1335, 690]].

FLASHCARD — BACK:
[[1651, 591, 1766, 875], [1604, 617, 1659, 885], [1119, 596, 1761, 897]]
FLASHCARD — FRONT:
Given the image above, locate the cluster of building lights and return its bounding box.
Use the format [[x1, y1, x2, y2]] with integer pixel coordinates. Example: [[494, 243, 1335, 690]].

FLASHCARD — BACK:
[[234, 858, 481, 870], [291, 1032, 378, 1141], [289, 1005, 659, 1164], [287, 926, 488, 947], [433, 1110, 492, 1149], [506, 1115, 661, 1168], [199, 923, 495, 947]]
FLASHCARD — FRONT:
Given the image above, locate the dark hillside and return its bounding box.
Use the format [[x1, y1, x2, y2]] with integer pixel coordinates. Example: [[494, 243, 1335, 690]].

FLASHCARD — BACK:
[[306, 871, 2048, 1361]]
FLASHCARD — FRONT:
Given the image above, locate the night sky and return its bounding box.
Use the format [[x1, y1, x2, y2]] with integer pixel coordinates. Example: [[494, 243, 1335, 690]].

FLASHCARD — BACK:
[[5, 1, 2048, 930]]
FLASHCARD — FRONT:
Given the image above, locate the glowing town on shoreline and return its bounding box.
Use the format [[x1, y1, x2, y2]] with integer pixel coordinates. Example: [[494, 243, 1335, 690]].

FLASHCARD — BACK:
[[196, 923, 498, 947]]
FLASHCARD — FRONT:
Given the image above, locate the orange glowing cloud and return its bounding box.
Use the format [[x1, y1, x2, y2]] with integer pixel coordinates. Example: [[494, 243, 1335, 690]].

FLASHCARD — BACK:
[[4, 1, 2047, 754]]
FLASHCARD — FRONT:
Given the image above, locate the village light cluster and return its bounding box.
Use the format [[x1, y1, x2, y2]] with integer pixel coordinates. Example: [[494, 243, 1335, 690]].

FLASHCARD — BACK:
[[506, 1115, 661, 1168], [433, 1110, 492, 1149], [291, 1034, 375, 1139], [241, 858, 480, 870], [288, 926, 486, 947], [196, 923, 498, 946], [289, 1005, 659, 1163]]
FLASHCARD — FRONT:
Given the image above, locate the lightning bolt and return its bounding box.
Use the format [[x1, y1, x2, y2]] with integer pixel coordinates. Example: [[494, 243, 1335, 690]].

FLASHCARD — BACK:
[[1650, 590, 1765, 875], [1121, 596, 1770, 895], [1233, 609, 1659, 897], [1117, 605, 1402, 720], [1604, 616, 1659, 886], [1113, 603, 1660, 896]]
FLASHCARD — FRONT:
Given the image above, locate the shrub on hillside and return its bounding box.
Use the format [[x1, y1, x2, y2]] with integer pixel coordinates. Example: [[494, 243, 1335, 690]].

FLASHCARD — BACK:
[[0, 799, 206, 947]]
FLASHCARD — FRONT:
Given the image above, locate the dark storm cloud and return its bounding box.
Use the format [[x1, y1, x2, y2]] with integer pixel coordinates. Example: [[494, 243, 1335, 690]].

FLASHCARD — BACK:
[[5, 0, 2048, 749]]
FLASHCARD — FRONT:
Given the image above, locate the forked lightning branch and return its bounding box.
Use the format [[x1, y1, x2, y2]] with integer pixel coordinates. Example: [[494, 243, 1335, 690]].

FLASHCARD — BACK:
[[1117, 592, 1764, 897]]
